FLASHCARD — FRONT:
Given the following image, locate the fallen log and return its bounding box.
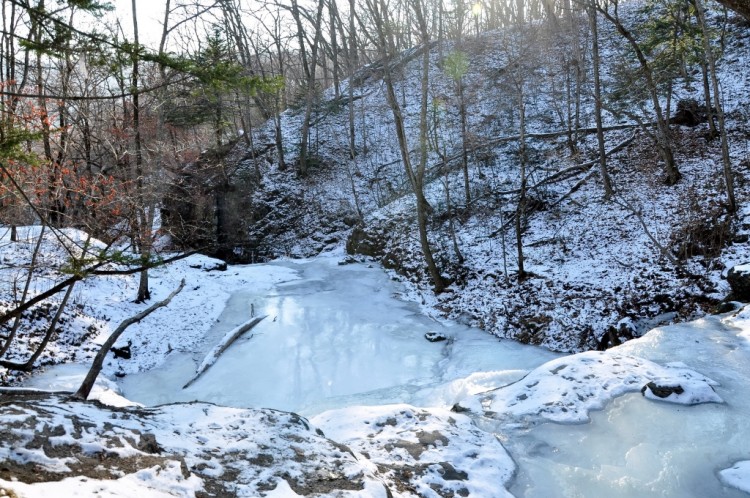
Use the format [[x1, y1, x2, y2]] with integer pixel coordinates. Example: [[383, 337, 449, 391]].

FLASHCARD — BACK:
[[182, 315, 267, 389]]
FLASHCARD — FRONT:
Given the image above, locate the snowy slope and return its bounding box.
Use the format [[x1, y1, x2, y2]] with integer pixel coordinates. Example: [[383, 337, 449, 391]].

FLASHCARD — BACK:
[[222, 2, 750, 352]]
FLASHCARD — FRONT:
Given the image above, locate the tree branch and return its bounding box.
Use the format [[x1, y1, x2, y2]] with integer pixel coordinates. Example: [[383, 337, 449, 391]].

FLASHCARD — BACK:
[[72, 279, 185, 401]]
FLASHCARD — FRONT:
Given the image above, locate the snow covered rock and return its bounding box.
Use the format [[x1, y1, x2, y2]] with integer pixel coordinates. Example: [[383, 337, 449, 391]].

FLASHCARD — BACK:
[[0, 394, 387, 497], [727, 264, 750, 301], [457, 351, 722, 425], [312, 404, 515, 497], [719, 460, 750, 493], [424, 331, 448, 342]]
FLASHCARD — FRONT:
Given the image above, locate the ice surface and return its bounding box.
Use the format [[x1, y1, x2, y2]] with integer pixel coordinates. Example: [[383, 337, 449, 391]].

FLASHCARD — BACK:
[[21, 363, 137, 407], [503, 317, 750, 497], [118, 256, 558, 414]]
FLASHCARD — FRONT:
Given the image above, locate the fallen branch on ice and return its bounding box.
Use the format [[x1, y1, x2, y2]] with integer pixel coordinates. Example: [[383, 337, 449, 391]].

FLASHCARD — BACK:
[[182, 315, 267, 389]]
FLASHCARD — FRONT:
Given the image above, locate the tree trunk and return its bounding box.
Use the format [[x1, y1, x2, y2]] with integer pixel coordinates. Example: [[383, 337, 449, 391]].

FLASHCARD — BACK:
[[699, 58, 718, 137], [458, 76, 471, 207], [597, 4, 681, 185], [369, 0, 446, 293], [348, 0, 357, 159], [589, 3, 614, 198], [515, 97, 527, 281], [329, 0, 340, 98], [0, 225, 45, 357], [294, 0, 326, 176], [131, 0, 151, 303], [695, 0, 736, 212], [0, 283, 75, 371]]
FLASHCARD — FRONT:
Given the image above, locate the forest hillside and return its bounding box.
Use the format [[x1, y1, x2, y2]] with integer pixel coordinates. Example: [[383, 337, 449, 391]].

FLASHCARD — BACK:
[[169, 0, 750, 352]]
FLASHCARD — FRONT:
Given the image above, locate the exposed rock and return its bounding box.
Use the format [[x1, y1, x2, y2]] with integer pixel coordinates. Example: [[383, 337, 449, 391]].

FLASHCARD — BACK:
[[727, 265, 750, 301], [346, 224, 387, 258], [0, 395, 381, 497], [641, 382, 684, 398], [137, 433, 161, 454], [450, 404, 471, 414], [640, 380, 722, 405], [714, 301, 743, 314], [110, 340, 132, 360], [437, 462, 468, 481], [312, 405, 515, 497], [671, 99, 708, 127], [516, 314, 552, 345], [597, 318, 636, 351], [337, 255, 359, 266], [425, 331, 448, 342], [190, 261, 228, 272]]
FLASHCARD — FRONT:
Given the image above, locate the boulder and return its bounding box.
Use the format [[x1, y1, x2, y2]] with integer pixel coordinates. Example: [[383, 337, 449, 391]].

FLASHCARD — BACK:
[[671, 99, 708, 127], [345, 224, 386, 258], [641, 382, 684, 398], [137, 433, 161, 454], [424, 331, 448, 342], [597, 317, 636, 350], [727, 265, 750, 301]]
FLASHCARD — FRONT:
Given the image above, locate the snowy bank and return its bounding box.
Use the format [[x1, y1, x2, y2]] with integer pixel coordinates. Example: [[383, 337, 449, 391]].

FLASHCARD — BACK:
[[458, 350, 722, 425]]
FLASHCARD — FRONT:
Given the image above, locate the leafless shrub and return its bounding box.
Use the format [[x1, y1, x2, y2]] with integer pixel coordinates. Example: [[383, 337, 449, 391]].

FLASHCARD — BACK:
[[670, 188, 732, 260]]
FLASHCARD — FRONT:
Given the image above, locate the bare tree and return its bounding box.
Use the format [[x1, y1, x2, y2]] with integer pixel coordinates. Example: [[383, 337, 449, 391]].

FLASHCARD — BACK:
[[592, 0, 681, 185], [365, 0, 447, 293], [694, 0, 736, 213], [588, 1, 614, 198], [289, 0, 326, 176]]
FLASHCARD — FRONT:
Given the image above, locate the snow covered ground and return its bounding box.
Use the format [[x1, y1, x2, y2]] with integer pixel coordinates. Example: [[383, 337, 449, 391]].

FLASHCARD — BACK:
[[3, 248, 750, 497]]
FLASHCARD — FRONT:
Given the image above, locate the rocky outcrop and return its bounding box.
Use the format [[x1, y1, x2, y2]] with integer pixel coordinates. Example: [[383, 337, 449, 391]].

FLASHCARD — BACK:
[[346, 223, 387, 258], [671, 99, 710, 127], [715, 0, 750, 22], [727, 265, 750, 301], [0, 394, 386, 497], [0, 395, 516, 497], [312, 405, 516, 497]]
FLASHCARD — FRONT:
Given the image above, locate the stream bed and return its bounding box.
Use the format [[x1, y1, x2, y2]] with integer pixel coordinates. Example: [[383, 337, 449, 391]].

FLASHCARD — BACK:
[[26, 257, 750, 497], [118, 257, 559, 414]]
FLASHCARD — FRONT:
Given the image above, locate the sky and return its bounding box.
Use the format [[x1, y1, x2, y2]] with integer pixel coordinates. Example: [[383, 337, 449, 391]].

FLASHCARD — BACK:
[[112, 0, 170, 48]]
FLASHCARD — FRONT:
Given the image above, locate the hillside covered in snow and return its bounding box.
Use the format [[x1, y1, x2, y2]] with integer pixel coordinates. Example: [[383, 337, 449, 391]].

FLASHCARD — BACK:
[[180, 1, 750, 352]]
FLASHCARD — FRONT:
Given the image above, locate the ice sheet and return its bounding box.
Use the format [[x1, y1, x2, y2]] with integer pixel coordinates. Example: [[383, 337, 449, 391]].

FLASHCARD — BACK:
[[118, 257, 558, 414]]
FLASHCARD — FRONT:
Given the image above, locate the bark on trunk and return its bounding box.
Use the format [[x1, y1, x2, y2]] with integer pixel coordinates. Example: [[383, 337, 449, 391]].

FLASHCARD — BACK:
[[589, 4, 614, 198]]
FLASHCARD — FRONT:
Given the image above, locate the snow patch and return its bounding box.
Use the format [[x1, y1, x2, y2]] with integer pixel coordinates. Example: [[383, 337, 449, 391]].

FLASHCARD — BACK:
[[466, 351, 721, 424], [719, 461, 750, 494]]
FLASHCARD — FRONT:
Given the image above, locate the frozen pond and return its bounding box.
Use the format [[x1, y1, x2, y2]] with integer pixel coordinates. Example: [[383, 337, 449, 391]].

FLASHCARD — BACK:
[[25, 257, 750, 497], [118, 257, 559, 414]]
